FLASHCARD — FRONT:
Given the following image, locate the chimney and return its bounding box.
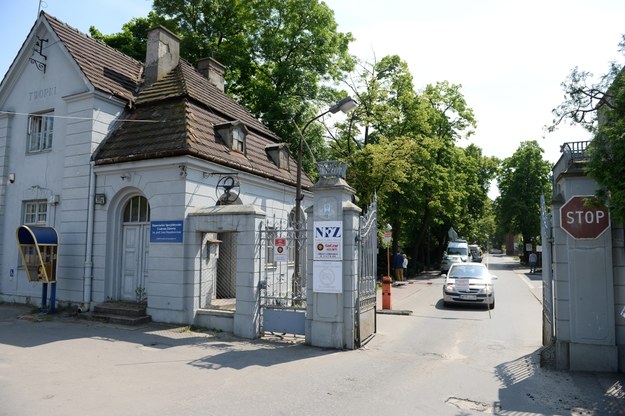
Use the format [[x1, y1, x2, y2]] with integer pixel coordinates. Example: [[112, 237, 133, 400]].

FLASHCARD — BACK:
[[197, 57, 225, 92], [145, 26, 180, 86]]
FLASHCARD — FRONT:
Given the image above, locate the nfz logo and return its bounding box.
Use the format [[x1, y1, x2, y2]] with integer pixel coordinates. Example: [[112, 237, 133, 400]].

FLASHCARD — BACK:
[[315, 226, 342, 238]]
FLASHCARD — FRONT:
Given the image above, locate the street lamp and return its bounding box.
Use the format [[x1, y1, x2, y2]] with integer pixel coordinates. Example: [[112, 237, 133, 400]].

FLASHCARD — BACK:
[[292, 96, 359, 298]]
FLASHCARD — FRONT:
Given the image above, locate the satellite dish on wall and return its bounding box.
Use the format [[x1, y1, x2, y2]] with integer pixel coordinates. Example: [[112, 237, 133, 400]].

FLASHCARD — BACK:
[[215, 175, 241, 205]]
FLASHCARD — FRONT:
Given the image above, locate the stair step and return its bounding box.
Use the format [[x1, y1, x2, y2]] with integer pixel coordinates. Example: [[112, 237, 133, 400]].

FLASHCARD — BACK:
[[90, 313, 151, 326], [94, 302, 147, 317]]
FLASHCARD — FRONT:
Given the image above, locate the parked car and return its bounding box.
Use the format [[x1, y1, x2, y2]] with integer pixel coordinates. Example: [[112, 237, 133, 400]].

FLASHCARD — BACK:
[[468, 244, 482, 263], [442, 263, 495, 309], [440, 240, 469, 273]]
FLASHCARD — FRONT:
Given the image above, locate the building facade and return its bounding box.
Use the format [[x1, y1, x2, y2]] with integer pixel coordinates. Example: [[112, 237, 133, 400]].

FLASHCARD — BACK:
[[0, 12, 312, 337]]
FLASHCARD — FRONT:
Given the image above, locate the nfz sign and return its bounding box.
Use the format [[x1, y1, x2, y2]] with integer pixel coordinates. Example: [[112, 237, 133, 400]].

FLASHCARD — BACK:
[[313, 221, 342, 260], [560, 196, 610, 239]]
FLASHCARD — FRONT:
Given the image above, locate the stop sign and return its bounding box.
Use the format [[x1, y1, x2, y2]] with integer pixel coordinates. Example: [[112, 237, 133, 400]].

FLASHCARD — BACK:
[[560, 195, 610, 239]]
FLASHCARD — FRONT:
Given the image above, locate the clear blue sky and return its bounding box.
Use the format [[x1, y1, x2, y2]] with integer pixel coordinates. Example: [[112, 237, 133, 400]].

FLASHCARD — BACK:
[[2, 0, 625, 169]]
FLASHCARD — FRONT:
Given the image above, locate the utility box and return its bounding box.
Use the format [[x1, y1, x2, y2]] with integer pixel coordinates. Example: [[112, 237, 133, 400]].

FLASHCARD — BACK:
[[16, 225, 59, 283]]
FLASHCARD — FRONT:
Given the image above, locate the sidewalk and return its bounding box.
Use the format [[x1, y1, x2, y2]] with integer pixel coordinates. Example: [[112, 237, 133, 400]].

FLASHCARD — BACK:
[[376, 271, 441, 315]]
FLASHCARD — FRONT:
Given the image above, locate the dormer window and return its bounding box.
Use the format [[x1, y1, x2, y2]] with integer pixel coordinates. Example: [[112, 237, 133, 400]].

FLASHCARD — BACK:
[[215, 121, 248, 154], [265, 143, 291, 170]]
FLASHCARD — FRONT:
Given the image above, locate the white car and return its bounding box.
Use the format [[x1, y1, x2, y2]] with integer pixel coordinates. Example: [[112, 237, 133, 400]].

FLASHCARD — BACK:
[[442, 263, 495, 309]]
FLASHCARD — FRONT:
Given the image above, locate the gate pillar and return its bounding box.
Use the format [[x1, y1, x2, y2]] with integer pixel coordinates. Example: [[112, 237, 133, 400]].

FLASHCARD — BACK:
[[305, 161, 361, 349]]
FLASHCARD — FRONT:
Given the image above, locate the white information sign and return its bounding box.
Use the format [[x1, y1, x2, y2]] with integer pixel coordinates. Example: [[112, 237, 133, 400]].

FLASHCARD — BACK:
[[274, 238, 287, 262], [313, 221, 343, 260], [313, 260, 343, 293]]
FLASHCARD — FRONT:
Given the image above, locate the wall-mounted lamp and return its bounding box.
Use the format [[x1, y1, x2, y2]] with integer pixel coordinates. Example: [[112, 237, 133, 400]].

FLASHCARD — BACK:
[[95, 194, 107, 205], [7, 173, 15, 184]]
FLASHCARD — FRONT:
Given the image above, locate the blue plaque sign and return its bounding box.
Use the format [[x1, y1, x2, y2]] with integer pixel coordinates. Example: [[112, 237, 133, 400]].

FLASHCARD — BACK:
[[150, 220, 184, 243]]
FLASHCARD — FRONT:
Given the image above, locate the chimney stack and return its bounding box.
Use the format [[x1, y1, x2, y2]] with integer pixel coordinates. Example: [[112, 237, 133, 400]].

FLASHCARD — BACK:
[[197, 57, 225, 92], [145, 26, 180, 86]]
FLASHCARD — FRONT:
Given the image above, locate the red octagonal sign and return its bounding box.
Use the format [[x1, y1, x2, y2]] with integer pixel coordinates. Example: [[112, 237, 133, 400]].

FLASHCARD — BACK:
[[560, 195, 610, 239]]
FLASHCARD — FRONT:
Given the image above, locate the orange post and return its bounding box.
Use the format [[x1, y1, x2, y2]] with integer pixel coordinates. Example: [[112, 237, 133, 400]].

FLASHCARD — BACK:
[[382, 276, 392, 310]]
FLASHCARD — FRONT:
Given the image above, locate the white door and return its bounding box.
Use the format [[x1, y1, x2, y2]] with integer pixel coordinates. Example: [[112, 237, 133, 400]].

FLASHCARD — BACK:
[[120, 196, 150, 302]]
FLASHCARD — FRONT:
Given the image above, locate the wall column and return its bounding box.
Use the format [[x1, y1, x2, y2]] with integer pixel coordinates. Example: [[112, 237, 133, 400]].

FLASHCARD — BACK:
[[305, 161, 361, 349]]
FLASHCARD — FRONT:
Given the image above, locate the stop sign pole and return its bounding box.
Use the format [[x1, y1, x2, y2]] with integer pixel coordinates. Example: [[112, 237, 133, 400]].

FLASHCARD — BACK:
[[560, 195, 610, 239]]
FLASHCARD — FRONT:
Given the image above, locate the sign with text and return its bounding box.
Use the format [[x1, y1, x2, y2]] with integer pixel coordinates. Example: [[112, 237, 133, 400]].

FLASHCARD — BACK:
[[313, 221, 343, 260], [150, 220, 184, 243], [274, 238, 288, 262], [560, 196, 610, 239]]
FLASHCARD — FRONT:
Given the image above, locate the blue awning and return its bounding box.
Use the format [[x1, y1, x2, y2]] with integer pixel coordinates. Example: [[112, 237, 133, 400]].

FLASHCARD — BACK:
[[16, 225, 59, 245]]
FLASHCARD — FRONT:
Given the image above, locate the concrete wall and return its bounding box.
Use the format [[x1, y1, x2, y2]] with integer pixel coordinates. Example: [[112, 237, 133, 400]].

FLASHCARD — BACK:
[[551, 155, 619, 371]]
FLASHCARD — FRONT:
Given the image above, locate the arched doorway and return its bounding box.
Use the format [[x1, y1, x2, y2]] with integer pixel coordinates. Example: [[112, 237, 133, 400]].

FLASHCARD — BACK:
[[120, 195, 150, 302]]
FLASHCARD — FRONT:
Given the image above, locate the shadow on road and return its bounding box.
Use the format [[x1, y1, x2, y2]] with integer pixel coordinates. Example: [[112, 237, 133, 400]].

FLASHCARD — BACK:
[[494, 349, 625, 415]]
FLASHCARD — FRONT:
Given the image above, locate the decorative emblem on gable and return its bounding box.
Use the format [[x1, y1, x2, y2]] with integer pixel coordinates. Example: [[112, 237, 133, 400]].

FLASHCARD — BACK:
[[30, 36, 48, 73]]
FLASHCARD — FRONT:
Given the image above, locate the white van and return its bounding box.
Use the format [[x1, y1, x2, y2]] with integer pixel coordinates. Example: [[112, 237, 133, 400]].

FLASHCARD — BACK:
[[441, 240, 469, 273]]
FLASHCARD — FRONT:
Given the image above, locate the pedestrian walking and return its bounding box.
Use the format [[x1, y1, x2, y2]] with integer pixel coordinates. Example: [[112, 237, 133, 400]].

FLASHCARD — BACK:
[[529, 251, 538, 274], [403, 254, 408, 279]]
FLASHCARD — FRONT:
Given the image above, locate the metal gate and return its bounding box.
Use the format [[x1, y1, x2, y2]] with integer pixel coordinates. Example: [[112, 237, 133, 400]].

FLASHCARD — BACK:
[[540, 194, 556, 366], [259, 221, 307, 336], [356, 196, 378, 347]]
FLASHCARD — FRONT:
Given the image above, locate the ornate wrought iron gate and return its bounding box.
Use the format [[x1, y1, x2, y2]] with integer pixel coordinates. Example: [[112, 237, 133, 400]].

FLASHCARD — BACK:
[[259, 222, 307, 336], [355, 197, 378, 347]]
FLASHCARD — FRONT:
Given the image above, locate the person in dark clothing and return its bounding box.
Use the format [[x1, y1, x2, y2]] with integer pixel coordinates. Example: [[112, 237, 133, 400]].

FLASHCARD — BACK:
[[393, 251, 405, 281]]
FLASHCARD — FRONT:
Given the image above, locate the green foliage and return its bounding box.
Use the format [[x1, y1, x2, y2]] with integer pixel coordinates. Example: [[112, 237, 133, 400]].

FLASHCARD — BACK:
[[92, 0, 355, 178], [551, 34, 625, 223], [495, 141, 551, 246]]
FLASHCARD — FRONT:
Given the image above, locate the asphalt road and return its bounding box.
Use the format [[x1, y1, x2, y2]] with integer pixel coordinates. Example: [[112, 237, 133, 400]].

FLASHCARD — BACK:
[[0, 255, 624, 415]]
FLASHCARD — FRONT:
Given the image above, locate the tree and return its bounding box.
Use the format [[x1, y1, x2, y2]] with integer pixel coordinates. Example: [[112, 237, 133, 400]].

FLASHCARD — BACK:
[[92, 0, 355, 177], [551, 35, 625, 222], [495, 141, 551, 259]]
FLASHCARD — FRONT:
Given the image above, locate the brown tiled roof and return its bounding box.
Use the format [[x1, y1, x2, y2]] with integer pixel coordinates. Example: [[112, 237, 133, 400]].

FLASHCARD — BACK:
[[41, 11, 310, 188], [44, 12, 143, 103], [94, 62, 312, 188]]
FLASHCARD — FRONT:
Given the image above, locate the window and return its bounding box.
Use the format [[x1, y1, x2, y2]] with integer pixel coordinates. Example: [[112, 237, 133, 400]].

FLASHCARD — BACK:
[[123, 196, 150, 223], [232, 126, 245, 152], [24, 200, 48, 225], [19, 200, 48, 268], [265, 227, 276, 266], [215, 121, 248, 153], [28, 112, 54, 152]]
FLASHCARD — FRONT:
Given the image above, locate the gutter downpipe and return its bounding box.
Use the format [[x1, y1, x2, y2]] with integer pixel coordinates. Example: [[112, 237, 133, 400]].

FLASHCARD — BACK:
[[79, 161, 96, 313]]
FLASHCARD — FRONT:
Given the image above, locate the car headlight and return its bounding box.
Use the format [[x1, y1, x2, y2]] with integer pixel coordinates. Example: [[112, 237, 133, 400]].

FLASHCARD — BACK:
[[480, 285, 493, 294]]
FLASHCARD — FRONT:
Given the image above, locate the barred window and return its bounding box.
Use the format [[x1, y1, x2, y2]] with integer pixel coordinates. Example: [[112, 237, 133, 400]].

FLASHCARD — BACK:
[[24, 200, 48, 225], [28, 112, 54, 152]]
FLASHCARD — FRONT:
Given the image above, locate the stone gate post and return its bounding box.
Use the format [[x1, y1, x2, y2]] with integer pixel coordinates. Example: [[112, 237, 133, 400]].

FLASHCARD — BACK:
[[305, 161, 361, 349]]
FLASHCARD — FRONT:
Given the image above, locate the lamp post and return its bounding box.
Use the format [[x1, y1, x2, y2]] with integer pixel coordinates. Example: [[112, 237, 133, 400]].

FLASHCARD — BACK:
[[292, 96, 358, 299]]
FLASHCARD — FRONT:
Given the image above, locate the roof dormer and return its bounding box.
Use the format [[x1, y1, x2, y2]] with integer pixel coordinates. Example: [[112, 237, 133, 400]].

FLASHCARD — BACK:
[[265, 143, 291, 170], [215, 121, 248, 154]]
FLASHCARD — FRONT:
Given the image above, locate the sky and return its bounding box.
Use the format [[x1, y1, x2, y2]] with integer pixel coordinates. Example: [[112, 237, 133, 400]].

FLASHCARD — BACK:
[[1, 0, 625, 168]]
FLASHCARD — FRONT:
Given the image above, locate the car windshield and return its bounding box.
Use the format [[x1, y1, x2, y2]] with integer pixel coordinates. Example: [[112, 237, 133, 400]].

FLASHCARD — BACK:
[[447, 247, 467, 256], [448, 265, 489, 279]]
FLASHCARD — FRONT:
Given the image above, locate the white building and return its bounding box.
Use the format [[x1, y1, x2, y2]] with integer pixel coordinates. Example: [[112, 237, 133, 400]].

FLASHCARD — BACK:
[[0, 12, 312, 338]]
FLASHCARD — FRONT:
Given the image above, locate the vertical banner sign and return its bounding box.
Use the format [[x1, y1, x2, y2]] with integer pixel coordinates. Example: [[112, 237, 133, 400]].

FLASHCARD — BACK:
[[313, 221, 343, 293], [274, 238, 287, 262]]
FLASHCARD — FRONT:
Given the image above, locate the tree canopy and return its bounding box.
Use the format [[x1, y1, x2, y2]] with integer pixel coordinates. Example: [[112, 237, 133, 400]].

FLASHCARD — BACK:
[[93, 2, 504, 271], [495, 140, 551, 254], [551, 35, 625, 223]]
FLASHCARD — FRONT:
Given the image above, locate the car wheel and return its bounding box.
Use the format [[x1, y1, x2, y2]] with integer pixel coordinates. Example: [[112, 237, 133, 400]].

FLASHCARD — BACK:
[[489, 299, 495, 310]]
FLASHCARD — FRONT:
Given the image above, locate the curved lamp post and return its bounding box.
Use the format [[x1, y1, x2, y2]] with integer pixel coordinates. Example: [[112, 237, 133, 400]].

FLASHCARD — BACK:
[[293, 96, 359, 298]]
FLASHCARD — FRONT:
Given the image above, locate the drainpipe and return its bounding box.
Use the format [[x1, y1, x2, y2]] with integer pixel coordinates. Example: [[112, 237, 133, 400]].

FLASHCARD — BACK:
[[79, 161, 96, 313]]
